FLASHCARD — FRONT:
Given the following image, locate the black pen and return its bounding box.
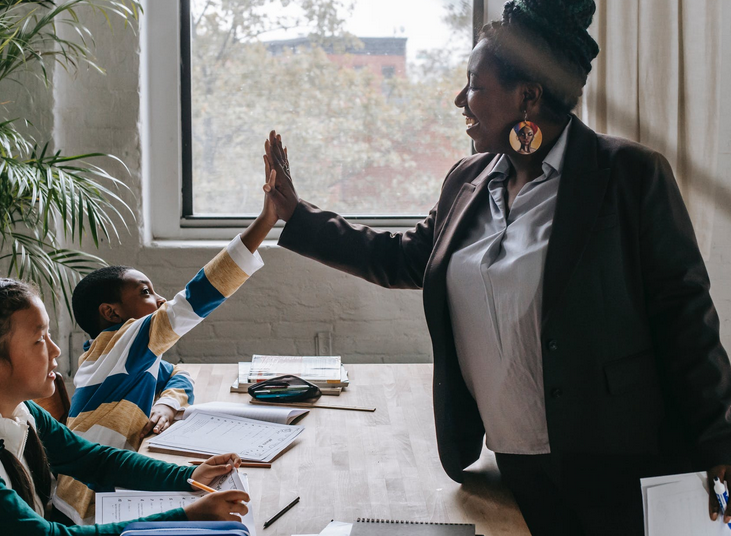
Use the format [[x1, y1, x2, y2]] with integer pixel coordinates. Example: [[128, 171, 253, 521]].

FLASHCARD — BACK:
[[263, 496, 300, 529]]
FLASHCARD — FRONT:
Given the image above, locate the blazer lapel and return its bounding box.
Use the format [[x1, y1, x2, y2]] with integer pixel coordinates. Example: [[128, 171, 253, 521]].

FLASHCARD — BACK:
[[541, 116, 611, 326], [423, 155, 499, 316], [430, 154, 500, 274]]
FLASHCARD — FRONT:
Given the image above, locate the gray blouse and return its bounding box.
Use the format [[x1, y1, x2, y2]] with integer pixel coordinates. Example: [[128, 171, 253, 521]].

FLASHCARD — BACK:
[[446, 120, 571, 455]]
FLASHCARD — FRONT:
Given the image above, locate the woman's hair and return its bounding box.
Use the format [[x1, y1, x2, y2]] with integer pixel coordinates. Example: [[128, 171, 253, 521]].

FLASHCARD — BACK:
[[0, 278, 53, 513], [480, 0, 600, 119]]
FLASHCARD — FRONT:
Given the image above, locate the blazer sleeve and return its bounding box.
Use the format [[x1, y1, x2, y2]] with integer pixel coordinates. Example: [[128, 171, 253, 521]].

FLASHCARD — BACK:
[[639, 153, 731, 467]]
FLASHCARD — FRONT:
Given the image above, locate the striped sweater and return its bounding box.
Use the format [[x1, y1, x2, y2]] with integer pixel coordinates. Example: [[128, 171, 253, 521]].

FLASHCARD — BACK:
[[54, 237, 264, 524]]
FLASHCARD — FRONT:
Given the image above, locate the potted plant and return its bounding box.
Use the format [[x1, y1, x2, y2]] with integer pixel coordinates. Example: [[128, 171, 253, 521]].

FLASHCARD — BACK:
[[0, 0, 141, 312]]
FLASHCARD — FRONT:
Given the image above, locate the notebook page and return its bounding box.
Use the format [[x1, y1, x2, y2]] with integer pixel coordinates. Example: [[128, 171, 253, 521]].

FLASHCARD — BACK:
[[148, 411, 304, 462], [180, 401, 308, 424], [96, 472, 258, 536]]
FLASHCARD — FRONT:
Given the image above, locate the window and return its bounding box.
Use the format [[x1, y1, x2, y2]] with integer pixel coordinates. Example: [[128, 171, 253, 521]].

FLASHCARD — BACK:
[[177, 0, 482, 225]]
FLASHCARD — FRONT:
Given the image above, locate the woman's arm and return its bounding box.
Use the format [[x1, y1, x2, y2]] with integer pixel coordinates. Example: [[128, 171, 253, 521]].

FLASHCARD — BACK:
[[265, 130, 436, 289], [637, 153, 731, 519], [30, 403, 195, 492], [0, 478, 187, 536]]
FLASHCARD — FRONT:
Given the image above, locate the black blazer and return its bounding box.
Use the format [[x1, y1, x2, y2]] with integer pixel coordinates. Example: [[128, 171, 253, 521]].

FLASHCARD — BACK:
[[279, 116, 731, 482]]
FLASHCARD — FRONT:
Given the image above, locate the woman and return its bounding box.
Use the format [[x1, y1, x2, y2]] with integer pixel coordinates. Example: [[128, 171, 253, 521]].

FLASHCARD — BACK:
[[262, 0, 731, 534]]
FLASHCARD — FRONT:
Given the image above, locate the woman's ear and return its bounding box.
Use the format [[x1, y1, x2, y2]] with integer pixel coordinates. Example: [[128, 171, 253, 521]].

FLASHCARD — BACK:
[[522, 82, 543, 116], [98, 303, 122, 324]]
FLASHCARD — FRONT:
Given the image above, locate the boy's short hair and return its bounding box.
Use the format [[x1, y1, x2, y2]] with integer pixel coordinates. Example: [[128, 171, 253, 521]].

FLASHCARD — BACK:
[[73, 266, 133, 338]]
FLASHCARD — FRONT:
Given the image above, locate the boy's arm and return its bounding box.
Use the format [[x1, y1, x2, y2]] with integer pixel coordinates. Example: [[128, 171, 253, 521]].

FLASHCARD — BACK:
[[155, 363, 195, 410], [146, 227, 266, 359], [144, 162, 277, 358]]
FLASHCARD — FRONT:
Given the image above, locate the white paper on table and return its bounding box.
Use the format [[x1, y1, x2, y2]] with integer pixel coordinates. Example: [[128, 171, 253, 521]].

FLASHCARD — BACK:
[[148, 410, 304, 462], [96, 471, 257, 536], [641, 471, 730, 536], [179, 401, 308, 424], [319, 521, 353, 535]]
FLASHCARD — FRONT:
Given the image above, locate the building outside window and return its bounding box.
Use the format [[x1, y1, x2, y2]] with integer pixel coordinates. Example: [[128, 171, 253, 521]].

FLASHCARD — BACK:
[[183, 0, 476, 221]]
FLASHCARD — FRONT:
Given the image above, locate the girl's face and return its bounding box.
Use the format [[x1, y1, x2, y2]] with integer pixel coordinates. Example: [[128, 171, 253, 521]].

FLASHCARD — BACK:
[[0, 297, 60, 411]]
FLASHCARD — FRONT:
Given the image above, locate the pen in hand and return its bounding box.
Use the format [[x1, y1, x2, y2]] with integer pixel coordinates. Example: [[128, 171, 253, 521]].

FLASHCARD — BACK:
[[713, 478, 731, 526]]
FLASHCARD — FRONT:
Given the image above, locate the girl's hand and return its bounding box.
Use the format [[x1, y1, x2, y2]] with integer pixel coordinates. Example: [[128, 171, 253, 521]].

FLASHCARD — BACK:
[[140, 404, 177, 437], [184, 490, 249, 521], [264, 130, 299, 222], [190, 453, 241, 485]]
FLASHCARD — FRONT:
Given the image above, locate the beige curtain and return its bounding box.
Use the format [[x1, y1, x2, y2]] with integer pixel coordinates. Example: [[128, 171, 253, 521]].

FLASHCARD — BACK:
[[581, 0, 721, 258]]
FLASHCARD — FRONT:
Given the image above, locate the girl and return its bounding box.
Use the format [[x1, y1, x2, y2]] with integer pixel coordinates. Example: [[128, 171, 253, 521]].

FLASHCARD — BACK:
[[0, 278, 249, 535]]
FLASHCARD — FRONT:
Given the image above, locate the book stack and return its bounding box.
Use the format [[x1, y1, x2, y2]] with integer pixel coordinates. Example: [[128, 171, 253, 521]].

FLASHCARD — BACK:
[[231, 355, 349, 395]]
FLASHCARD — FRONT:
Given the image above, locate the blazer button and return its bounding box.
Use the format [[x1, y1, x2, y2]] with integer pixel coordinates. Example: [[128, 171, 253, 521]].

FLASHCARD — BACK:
[[551, 388, 563, 399], [547, 340, 558, 352]]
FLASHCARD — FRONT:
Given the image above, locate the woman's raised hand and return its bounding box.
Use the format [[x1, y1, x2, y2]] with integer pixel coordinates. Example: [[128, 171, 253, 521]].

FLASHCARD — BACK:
[[263, 130, 299, 222]]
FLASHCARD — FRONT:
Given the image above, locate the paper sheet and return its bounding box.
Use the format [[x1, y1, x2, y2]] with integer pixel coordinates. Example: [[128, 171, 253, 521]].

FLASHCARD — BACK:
[[96, 471, 257, 536], [148, 410, 304, 462], [641, 471, 730, 536], [180, 401, 308, 424], [292, 520, 354, 536]]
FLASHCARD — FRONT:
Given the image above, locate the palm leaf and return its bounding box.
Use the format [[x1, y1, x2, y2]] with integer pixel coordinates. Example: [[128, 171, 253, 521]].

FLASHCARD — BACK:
[[0, 1, 141, 313]]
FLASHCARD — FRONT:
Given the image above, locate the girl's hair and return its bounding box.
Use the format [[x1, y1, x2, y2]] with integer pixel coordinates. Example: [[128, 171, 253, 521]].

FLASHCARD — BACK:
[[480, 0, 600, 120], [0, 278, 53, 513]]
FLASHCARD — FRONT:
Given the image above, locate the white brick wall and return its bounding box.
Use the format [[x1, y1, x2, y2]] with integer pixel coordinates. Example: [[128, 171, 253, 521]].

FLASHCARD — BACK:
[[10, 5, 730, 375]]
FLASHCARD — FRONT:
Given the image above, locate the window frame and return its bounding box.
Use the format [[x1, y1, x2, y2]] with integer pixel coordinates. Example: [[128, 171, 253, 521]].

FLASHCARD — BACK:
[[144, 0, 483, 240]]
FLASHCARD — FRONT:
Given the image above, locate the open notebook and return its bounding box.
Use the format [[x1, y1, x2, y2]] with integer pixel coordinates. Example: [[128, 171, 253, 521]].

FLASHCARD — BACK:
[[350, 519, 475, 536], [96, 471, 257, 536], [177, 401, 308, 425], [148, 411, 304, 462]]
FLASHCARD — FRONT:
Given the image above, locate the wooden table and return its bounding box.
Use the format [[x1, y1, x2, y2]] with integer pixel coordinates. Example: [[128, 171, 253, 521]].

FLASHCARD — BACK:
[[140, 364, 529, 536]]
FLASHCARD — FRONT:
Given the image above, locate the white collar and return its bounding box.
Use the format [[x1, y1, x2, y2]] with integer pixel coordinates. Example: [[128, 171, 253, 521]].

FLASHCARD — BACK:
[[0, 403, 35, 459]]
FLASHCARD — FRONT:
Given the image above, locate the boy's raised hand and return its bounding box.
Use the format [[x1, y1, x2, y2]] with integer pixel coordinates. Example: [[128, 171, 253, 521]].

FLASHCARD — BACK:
[[140, 404, 177, 437], [261, 153, 279, 227], [264, 130, 299, 222]]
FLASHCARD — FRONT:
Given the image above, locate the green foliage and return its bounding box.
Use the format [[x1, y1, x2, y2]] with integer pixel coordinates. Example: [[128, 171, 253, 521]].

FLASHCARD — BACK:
[[0, 0, 140, 313]]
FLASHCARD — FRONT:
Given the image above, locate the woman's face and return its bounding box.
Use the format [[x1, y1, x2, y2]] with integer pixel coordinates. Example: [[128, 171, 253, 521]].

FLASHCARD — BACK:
[[454, 39, 523, 154], [0, 297, 60, 408]]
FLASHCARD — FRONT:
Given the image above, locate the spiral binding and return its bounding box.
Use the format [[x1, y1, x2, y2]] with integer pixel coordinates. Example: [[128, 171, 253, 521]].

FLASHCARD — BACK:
[[356, 518, 472, 526]]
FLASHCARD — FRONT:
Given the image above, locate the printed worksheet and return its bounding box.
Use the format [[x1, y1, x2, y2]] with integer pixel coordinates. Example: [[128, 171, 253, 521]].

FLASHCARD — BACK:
[[147, 411, 304, 462], [179, 401, 308, 424], [96, 471, 257, 535], [642, 471, 728, 536]]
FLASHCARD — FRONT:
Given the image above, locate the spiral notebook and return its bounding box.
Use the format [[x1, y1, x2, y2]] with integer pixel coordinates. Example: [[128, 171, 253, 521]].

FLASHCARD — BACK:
[[350, 518, 475, 536]]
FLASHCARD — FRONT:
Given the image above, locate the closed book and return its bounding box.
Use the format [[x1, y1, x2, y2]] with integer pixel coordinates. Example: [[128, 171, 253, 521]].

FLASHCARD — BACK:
[[236, 361, 349, 389], [351, 519, 475, 536], [248, 355, 342, 383]]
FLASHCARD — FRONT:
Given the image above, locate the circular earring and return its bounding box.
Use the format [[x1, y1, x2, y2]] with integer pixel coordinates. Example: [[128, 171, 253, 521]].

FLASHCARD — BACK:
[[509, 111, 542, 155]]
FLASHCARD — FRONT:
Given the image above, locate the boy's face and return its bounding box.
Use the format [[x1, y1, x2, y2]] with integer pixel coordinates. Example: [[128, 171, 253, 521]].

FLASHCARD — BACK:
[[110, 269, 167, 323]]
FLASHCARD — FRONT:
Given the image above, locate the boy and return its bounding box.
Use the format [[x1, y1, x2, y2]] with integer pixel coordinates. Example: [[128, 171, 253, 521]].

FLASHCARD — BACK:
[[54, 167, 279, 524]]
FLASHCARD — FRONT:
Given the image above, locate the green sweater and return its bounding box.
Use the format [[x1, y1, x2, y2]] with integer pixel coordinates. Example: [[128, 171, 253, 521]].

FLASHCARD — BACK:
[[0, 401, 195, 535]]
